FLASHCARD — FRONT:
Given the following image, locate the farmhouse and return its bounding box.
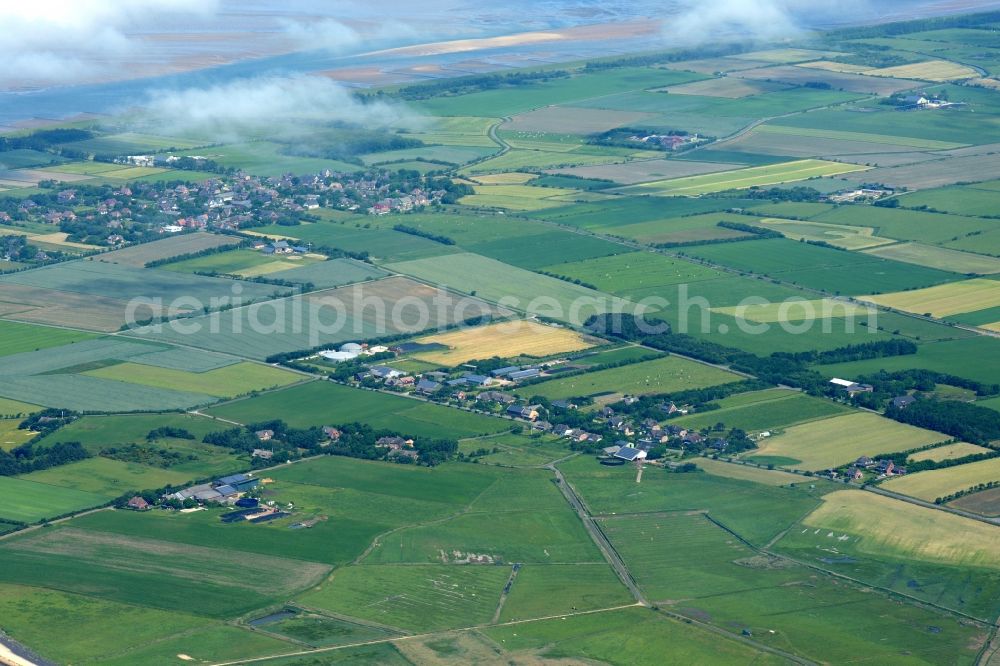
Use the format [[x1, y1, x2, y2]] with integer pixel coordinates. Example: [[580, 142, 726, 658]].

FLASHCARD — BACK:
[[415, 379, 441, 394], [507, 404, 541, 420], [255, 429, 274, 441], [892, 395, 916, 409], [127, 496, 150, 511], [252, 448, 273, 460], [477, 390, 516, 405]]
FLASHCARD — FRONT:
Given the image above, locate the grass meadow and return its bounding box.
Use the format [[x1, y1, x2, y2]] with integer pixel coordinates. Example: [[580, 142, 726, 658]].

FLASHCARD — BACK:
[[208, 381, 510, 439]]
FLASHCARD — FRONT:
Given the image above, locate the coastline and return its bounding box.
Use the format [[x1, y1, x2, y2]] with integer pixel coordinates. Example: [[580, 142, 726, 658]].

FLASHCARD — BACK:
[[0, 632, 48, 666]]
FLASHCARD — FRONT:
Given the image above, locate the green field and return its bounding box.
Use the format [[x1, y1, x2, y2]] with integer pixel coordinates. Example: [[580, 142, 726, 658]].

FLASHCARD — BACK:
[[0, 526, 331, 617], [817, 336, 1000, 386], [671, 388, 851, 431], [748, 412, 946, 470], [681, 237, 960, 295], [84, 361, 301, 398], [863, 241, 1000, 274], [0, 583, 211, 665], [498, 563, 631, 621], [614, 159, 868, 196], [18, 457, 198, 498], [521, 356, 739, 400], [387, 252, 634, 324], [297, 564, 510, 632], [775, 490, 1000, 619], [208, 381, 510, 439], [559, 455, 834, 546], [0, 320, 97, 356], [0, 476, 108, 523], [128, 276, 500, 359]]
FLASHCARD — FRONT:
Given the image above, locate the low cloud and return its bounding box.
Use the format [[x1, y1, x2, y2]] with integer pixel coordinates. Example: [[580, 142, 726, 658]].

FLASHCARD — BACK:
[[665, 0, 857, 46], [139, 75, 420, 142], [280, 18, 419, 54], [0, 0, 219, 88]]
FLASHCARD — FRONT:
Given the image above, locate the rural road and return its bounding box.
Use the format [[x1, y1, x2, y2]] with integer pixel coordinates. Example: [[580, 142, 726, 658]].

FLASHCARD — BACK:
[[546, 462, 648, 605]]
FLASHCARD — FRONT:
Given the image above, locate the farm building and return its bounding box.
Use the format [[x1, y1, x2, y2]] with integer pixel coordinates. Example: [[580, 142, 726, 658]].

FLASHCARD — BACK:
[[127, 496, 150, 511], [614, 446, 647, 462], [215, 473, 258, 493], [507, 404, 541, 420]]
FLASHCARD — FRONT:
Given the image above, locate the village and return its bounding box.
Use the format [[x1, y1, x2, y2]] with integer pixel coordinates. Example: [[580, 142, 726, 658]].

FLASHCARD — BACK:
[[0, 166, 455, 251]]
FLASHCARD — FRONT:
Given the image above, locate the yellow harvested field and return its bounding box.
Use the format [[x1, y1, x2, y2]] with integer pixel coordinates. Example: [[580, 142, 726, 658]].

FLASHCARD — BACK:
[[908, 442, 991, 463], [882, 457, 1000, 502], [472, 172, 537, 185], [411, 320, 600, 365], [802, 490, 1000, 569], [981, 321, 1000, 333], [29, 232, 101, 250], [859, 278, 1000, 317], [867, 60, 979, 81], [695, 457, 803, 486], [236, 261, 304, 277], [797, 60, 874, 74], [968, 77, 1000, 90], [750, 412, 945, 471], [713, 298, 873, 323]]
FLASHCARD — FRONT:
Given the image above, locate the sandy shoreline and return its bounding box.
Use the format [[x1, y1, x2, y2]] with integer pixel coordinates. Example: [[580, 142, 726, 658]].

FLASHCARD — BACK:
[[0, 634, 41, 666]]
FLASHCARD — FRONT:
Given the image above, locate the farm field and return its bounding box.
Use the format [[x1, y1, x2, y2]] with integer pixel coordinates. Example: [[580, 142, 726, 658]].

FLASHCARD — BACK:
[[867, 59, 979, 80], [498, 563, 631, 621], [485, 606, 791, 665], [550, 158, 736, 185], [19, 457, 196, 498], [96, 232, 239, 267], [83, 361, 302, 398], [681, 237, 960, 294], [817, 336, 1000, 386], [950, 487, 1000, 517], [614, 159, 868, 196], [663, 76, 789, 97], [540, 251, 724, 300], [862, 241, 1000, 274], [859, 278, 1000, 317], [459, 183, 577, 210], [558, 455, 836, 546], [736, 64, 924, 94], [521, 356, 740, 401], [0, 320, 97, 356], [0, 398, 40, 418], [746, 412, 946, 470], [408, 320, 600, 366], [296, 564, 510, 632], [751, 217, 894, 250], [882, 457, 1000, 502], [387, 252, 632, 324], [363, 506, 600, 564], [597, 508, 983, 662], [693, 457, 806, 486], [711, 298, 872, 323], [0, 584, 215, 666], [0, 527, 332, 617], [247, 221, 456, 263], [671, 389, 851, 431], [504, 106, 654, 133], [158, 247, 316, 276], [128, 276, 503, 359], [208, 381, 510, 439], [908, 442, 991, 462], [0, 477, 108, 523], [775, 489, 1000, 619]]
